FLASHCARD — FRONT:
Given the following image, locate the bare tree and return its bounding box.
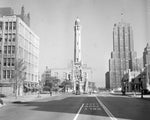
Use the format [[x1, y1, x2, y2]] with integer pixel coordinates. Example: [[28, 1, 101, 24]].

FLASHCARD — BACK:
[[11, 59, 26, 98]]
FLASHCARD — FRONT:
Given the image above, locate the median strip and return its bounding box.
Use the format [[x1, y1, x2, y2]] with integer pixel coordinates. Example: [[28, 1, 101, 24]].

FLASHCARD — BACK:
[[73, 103, 84, 120], [95, 95, 118, 120]]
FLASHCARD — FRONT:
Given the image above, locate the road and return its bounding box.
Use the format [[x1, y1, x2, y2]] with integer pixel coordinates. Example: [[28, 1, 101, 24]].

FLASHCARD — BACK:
[[0, 93, 150, 120]]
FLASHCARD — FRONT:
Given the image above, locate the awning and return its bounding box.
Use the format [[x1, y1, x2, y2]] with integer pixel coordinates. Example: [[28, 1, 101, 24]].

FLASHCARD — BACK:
[[24, 85, 30, 89]]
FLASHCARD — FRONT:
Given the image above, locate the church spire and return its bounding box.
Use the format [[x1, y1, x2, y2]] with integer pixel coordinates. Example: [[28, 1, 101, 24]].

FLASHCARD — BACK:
[[75, 17, 80, 26]]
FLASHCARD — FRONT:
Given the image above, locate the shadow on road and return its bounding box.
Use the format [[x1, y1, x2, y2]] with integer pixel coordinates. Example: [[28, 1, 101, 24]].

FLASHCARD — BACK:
[[138, 97, 150, 101], [12, 96, 150, 120], [12, 96, 108, 117]]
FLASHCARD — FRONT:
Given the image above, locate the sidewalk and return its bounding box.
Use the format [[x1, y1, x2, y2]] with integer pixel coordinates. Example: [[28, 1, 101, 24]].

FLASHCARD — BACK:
[[110, 91, 141, 97], [130, 94, 150, 98], [110, 91, 150, 98], [0, 92, 62, 107]]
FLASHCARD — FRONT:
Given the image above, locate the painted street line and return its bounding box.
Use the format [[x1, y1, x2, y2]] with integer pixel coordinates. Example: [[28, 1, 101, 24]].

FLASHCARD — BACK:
[[95, 95, 118, 120], [73, 103, 84, 120]]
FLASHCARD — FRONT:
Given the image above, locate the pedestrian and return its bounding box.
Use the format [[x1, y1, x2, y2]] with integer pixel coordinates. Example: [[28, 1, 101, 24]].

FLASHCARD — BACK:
[[139, 78, 143, 99], [50, 90, 52, 96]]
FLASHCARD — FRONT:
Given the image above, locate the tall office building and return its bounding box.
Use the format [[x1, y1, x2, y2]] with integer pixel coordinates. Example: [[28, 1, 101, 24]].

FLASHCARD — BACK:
[[146, 0, 150, 41], [109, 20, 137, 89], [0, 7, 39, 95], [143, 43, 150, 90]]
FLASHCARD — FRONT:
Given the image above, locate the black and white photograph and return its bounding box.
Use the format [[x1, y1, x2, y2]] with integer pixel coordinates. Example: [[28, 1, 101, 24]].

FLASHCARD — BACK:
[[0, 0, 150, 120]]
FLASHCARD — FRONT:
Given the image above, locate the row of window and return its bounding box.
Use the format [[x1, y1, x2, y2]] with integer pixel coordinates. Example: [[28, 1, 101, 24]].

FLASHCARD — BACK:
[[18, 47, 38, 64], [0, 33, 16, 42], [0, 22, 16, 30], [3, 58, 15, 66], [3, 69, 38, 81], [4, 46, 15, 54], [19, 35, 39, 56], [4, 37, 15, 42], [3, 70, 14, 79], [0, 38, 16, 43]]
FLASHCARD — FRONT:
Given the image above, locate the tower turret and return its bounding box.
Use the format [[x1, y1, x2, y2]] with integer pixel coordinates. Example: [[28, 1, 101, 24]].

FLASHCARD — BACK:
[[74, 17, 81, 65]]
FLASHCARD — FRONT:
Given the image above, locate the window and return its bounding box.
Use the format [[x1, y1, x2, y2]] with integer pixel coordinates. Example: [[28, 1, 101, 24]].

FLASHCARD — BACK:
[[4, 46, 7, 54], [5, 22, 8, 30], [12, 58, 14, 66], [5, 38, 7, 42], [8, 58, 11, 66], [9, 34, 12, 42], [5, 34, 8, 41], [32, 74, 34, 81], [13, 22, 16, 30], [11, 70, 14, 78], [8, 46, 11, 54], [9, 22, 12, 30], [13, 38, 15, 42], [3, 70, 6, 79], [3, 58, 6, 66], [12, 46, 15, 54], [12, 34, 15, 42], [0, 37, 2, 42], [0, 22, 3, 30], [7, 70, 10, 78]]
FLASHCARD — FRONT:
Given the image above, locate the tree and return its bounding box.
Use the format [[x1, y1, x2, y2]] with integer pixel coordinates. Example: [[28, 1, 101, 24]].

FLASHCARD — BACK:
[[11, 59, 26, 98], [43, 76, 60, 93], [60, 80, 73, 92]]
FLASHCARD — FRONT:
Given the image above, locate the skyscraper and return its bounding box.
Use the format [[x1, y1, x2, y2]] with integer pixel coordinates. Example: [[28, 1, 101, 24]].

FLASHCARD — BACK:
[[109, 20, 137, 89], [143, 43, 150, 91]]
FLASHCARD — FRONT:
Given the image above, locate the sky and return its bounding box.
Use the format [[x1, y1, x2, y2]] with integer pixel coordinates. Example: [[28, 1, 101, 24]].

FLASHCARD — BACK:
[[0, 0, 148, 87]]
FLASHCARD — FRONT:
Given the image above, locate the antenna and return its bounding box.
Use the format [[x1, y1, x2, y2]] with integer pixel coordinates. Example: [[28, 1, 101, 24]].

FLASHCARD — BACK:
[[121, 12, 124, 22], [120, 0, 126, 22]]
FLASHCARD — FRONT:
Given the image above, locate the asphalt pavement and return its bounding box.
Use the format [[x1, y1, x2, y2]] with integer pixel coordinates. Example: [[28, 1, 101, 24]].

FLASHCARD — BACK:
[[1, 93, 150, 120]]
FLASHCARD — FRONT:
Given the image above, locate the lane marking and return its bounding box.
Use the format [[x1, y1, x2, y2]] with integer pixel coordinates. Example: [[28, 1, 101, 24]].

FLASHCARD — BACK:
[[84, 102, 101, 111], [95, 95, 118, 120], [73, 103, 84, 120]]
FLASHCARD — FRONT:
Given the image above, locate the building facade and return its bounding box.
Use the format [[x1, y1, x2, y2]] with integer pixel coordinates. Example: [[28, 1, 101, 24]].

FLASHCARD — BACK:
[[109, 21, 137, 89], [143, 43, 150, 67], [0, 7, 39, 95], [142, 43, 150, 91]]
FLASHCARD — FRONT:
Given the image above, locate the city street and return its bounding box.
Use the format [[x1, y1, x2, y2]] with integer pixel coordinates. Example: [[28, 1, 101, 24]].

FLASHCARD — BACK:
[[1, 93, 150, 120]]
